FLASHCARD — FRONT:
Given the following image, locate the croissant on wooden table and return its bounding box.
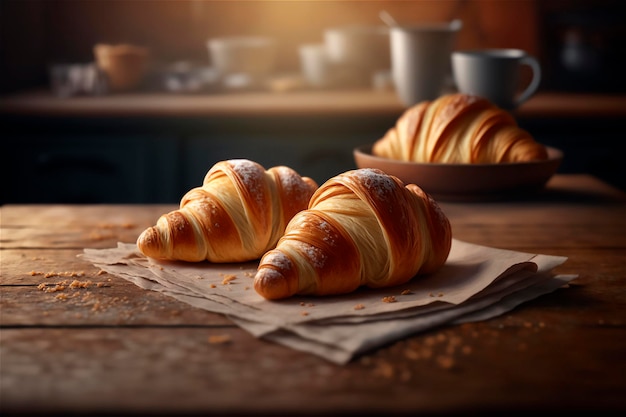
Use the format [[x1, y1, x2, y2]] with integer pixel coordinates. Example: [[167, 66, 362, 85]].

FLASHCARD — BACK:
[[373, 93, 548, 164], [137, 159, 318, 263], [253, 168, 452, 300]]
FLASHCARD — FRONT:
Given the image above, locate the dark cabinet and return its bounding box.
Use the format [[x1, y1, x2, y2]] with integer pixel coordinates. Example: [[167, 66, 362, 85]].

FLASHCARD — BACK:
[[1, 124, 375, 205], [2, 134, 179, 204], [182, 133, 367, 191], [1, 92, 623, 205]]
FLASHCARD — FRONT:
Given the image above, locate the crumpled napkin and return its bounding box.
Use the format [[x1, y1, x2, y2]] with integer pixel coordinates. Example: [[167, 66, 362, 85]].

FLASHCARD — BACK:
[[82, 239, 577, 364]]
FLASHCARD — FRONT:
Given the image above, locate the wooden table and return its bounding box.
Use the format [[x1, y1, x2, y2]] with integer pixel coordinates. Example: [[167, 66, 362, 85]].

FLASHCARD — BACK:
[[2, 174, 625, 416]]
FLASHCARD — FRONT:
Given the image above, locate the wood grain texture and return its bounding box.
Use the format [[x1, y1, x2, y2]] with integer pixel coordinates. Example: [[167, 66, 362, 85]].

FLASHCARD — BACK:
[[1, 174, 625, 416]]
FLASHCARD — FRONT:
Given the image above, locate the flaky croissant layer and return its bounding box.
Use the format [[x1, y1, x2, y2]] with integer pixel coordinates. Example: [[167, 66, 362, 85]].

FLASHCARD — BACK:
[[253, 168, 452, 299], [137, 159, 318, 262], [373, 93, 548, 164]]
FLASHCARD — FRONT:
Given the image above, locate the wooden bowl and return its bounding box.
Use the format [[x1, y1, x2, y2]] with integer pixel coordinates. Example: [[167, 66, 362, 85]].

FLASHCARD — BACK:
[[353, 145, 563, 201], [94, 44, 149, 92]]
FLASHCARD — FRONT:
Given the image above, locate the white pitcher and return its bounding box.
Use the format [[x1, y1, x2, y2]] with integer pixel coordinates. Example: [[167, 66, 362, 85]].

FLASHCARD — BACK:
[[390, 20, 462, 107]]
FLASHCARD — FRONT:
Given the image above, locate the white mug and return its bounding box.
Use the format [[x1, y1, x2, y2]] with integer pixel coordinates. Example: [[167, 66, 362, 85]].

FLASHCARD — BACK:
[[299, 44, 333, 87], [452, 48, 541, 110], [390, 20, 462, 107]]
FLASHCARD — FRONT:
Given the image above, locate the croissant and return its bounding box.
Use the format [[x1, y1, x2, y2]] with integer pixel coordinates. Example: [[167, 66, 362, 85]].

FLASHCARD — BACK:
[[373, 93, 548, 163], [137, 159, 318, 263], [253, 168, 452, 299]]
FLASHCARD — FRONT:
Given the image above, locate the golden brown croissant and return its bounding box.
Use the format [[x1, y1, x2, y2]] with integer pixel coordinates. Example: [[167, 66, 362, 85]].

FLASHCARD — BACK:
[[137, 159, 318, 263], [253, 168, 452, 299], [373, 93, 548, 163]]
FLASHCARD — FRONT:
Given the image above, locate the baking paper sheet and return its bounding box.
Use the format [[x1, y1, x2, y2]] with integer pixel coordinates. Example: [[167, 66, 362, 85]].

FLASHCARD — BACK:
[[82, 239, 576, 364]]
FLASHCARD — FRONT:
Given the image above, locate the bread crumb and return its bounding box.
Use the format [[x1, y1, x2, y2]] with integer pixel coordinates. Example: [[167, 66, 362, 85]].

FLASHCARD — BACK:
[[36, 270, 86, 279], [436, 355, 454, 369], [382, 296, 397, 303], [95, 221, 134, 230], [208, 334, 232, 344], [420, 347, 433, 359], [221, 274, 237, 285], [48, 284, 65, 293], [404, 348, 420, 360], [37, 283, 67, 293], [400, 289, 412, 295], [96, 270, 107, 276], [424, 336, 437, 346], [209, 284, 216, 288], [69, 280, 92, 289], [88, 230, 115, 241], [354, 304, 365, 310], [373, 361, 394, 378], [300, 311, 309, 316]]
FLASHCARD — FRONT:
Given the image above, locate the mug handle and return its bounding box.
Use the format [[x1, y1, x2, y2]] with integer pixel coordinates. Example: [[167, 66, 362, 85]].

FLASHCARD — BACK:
[[515, 55, 541, 107]]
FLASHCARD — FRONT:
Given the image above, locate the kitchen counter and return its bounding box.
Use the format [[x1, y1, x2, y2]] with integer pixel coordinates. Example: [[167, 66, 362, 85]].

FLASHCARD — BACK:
[[2, 89, 625, 204], [1, 174, 625, 416], [1, 89, 625, 119]]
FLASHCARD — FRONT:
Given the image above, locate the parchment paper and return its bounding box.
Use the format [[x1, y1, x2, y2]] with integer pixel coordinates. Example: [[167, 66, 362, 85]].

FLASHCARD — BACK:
[[82, 239, 577, 364]]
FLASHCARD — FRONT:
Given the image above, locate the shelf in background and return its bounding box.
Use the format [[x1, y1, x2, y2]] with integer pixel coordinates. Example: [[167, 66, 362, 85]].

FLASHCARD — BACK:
[[1, 89, 625, 120]]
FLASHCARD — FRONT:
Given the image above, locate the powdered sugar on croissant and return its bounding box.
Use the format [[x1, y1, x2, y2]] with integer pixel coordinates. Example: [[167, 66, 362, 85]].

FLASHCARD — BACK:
[[253, 168, 452, 299], [137, 159, 318, 263], [373, 93, 548, 163]]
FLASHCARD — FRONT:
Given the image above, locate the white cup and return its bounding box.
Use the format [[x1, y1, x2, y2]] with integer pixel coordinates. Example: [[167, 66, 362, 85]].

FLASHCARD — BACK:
[[390, 20, 462, 107], [451, 48, 541, 110], [207, 36, 276, 79], [299, 44, 334, 87], [324, 25, 390, 73]]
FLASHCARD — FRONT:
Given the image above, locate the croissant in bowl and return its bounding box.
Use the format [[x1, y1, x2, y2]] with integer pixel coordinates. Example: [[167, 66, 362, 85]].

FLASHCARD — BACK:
[[373, 93, 548, 164]]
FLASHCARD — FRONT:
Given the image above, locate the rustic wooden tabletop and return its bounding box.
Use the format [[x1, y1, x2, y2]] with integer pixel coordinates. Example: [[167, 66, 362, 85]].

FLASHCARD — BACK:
[[1, 174, 625, 416]]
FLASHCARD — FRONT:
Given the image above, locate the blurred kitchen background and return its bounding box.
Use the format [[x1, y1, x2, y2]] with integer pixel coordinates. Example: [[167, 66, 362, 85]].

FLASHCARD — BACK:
[[1, 0, 625, 204]]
